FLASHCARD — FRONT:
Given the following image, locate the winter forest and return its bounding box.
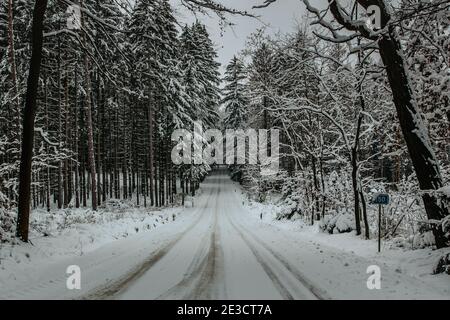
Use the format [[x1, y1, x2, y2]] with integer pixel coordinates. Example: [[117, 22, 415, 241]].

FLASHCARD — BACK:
[[0, 0, 449, 300]]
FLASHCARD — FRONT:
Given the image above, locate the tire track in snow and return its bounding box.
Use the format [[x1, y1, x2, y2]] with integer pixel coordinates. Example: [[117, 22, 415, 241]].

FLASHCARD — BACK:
[[82, 179, 218, 300], [156, 181, 225, 300], [227, 194, 330, 300], [188, 228, 224, 299], [225, 216, 296, 300], [155, 230, 214, 300], [236, 218, 329, 300], [225, 193, 327, 300], [188, 181, 226, 300]]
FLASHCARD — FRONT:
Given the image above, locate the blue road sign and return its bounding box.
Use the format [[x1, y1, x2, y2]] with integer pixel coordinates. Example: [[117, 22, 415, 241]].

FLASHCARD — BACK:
[[372, 193, 390, 205]]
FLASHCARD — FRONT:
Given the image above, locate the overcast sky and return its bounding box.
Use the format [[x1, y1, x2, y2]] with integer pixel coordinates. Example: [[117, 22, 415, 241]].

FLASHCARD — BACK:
[[170, 0, 311, 75]]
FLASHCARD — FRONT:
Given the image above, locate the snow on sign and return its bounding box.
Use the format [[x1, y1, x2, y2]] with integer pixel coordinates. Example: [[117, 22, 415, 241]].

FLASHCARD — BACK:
[[372, 193, 390, 205]]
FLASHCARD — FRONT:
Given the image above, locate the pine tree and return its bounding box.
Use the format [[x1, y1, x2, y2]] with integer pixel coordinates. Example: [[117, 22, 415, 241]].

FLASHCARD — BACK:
[[16, 0, 48, 242], [222, 56, 248, 130]]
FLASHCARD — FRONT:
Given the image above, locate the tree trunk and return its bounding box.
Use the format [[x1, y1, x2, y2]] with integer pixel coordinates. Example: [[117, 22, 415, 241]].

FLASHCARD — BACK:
[[311, 156, 320, 221], [351, 146, 362, 236], [319, 155, 326, 219], [96, 79, 102, 206], [63, 71, 70, 207], [16, 0, 48, 242], [148, 105, 154, 206], [360, 190, 369, 239], [375, 18, 448, 248], [7, 0, 21, 140], [44, 74, 51, 212], [74, 70, 80, 208], [57, 32, 63, 210], [181, 172, 185, 206], [80, 0, 97, 210]]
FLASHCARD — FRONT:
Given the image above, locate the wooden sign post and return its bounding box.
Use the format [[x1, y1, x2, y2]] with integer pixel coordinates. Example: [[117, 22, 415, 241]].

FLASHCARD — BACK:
[[372, 193, 390, 253]]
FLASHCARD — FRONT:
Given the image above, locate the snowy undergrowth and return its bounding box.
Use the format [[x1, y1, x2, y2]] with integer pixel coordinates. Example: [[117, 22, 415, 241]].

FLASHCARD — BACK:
[[248, 181, 447, 249], [241, 188, 450, 283], [0, 198, 190, 275]]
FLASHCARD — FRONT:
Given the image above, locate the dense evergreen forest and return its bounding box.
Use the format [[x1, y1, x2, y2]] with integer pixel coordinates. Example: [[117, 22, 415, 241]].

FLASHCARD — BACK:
[[1, 0, 223, 241]]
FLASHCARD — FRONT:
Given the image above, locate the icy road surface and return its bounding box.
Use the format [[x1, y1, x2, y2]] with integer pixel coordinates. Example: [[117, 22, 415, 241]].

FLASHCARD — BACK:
[[2, 170, 449, 300]]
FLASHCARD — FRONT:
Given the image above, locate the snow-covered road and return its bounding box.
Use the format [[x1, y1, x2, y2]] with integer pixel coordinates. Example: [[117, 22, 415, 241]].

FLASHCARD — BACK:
[[113, 170, 322, 300], [2, 170, 449, 300]]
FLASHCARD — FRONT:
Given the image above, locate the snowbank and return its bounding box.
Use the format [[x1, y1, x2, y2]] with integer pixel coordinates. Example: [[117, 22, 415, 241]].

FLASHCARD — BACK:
[[0, 201, 184, 298], [319, 214, 355, 234], [241, 189, 450, 296]]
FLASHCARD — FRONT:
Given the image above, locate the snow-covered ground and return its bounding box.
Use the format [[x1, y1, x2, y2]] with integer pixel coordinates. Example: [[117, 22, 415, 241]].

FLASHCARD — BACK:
[[244, 199, 450, 299], [0, 201, 187, 299], [0, 171, 449, 300]]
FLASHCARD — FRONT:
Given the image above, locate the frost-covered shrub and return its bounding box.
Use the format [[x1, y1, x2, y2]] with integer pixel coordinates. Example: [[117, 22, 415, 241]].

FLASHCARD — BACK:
[[242, 167, 286, 204], [277, 173, 304, 220], [442, 215, 450, 240], [412, 231, 436, 249], [319, 213, 355, 234], [100, 199, 138, 212], [0, 209, 16, 243], [433, 253, 450, 275], [390, 236, 409, 248], [184, 196, 194, 208], [438, 214, 450, 248], [325, 170, 353, 214], [56, 203, 132, 231], [29, 210, 55, 237], [0, 180, 16, 243], [437, 188, 450, 246], [365, 177, 444, 249]]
